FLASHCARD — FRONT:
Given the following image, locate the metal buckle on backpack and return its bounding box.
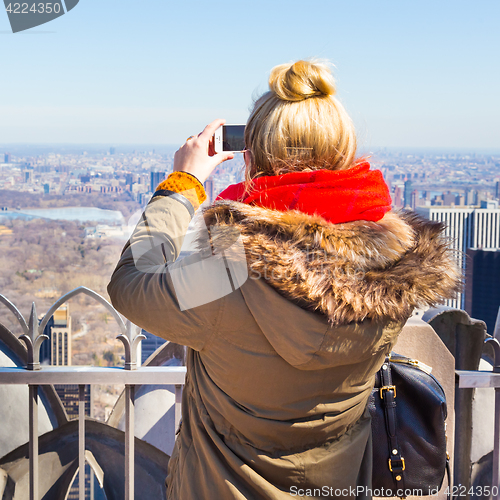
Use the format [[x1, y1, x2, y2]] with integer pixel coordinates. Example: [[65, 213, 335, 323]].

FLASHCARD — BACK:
[[388, 457, 405, 472], [379, 385, 396, 399]]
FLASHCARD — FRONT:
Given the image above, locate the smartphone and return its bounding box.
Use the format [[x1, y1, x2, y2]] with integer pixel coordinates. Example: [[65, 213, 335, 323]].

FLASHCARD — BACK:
[[213, 125, 246, 153]]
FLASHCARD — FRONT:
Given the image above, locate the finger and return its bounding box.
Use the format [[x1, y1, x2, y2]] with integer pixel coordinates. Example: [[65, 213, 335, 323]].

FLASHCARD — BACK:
[[208, 136, 216, 157], [223, 152, 235, 162], [199, 118, 226, 143], [210, 151, 234, 168]]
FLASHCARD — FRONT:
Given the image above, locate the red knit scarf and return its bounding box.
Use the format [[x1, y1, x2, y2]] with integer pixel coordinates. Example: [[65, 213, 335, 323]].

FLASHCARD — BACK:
[[216, 162, 392, 224]]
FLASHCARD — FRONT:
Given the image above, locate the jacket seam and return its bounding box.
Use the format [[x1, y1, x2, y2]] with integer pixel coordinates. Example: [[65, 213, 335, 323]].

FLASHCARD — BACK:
[[290, 323, 332, 369], [213, 329, 277, 353], [176, 437, 194, 495], [200, 295, 226, 351]]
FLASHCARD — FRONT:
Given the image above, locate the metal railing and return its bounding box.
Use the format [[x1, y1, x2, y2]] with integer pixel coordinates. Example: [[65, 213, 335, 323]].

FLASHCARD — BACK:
[[0, 287, 186, 500], [456, 336, 500, 500], [0, 365, 186, 499], [11, 288, 500, 500]]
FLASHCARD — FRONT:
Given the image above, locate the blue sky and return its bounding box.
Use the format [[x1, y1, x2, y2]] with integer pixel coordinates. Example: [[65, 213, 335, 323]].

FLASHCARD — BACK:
[[1, 0, 499, 150]]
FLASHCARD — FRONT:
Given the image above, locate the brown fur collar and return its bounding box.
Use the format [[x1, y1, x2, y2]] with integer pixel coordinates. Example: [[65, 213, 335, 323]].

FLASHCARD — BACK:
[[198, 201, 462, 325]]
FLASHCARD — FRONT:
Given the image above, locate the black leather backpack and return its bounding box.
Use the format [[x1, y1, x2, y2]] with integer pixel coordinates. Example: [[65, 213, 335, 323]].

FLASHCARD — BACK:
[[367, 353, 450, 497]]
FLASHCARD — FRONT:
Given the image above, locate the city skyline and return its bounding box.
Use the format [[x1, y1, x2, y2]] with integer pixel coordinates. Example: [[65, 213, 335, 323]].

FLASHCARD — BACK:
[[0, 0, 499, 149], [2, 144, 500, 156]]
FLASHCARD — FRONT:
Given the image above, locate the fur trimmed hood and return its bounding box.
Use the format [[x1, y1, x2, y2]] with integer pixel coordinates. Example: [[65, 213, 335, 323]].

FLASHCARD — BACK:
[[199, 201, 462, 326]]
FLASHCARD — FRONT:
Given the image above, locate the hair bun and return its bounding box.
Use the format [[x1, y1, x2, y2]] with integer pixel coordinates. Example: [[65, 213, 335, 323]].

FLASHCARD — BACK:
[[269, 60, 336, 102]]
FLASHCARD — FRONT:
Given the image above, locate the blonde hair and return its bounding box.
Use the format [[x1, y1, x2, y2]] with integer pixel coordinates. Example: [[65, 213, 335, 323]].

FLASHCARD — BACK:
[[244, 60, 357, 179]]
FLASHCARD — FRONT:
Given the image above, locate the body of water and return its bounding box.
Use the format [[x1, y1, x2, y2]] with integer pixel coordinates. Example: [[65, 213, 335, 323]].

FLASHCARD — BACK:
[[0, 207, 124, 224]]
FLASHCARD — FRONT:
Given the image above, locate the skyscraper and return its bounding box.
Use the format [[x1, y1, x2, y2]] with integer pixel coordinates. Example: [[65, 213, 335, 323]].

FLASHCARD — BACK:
[[417, 203, 500, 308], [442, 192, 455, 206], [40, 305, 95, 499], [204, 178, 216, 204], [393, 185, 404, 208], [410, 190, 418, 209], [403, 180, 413, 208], [109, 147, 116, 155], [150, 171, 166, 193], [57, 385, 92, 420], [4, 153, 11, 163], [23, 170, 32, 183], [51, 304, 72, 366], [464, 248, 500, 335], [40, 304, 72, 366], [455, 194, 465, 207], [465, 189, 478, 206]]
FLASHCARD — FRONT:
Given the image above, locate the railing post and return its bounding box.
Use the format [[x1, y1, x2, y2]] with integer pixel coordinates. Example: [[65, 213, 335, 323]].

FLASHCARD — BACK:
[[79, 385, 85, 500], [493, 387, 500, 500], [29, 384, 39, 500], [486, 337, 500, 500], [21, 303, 46, 500], [117, 322, 145, 371], [125, 384, 135, 500], [117, 321, 144, 500]]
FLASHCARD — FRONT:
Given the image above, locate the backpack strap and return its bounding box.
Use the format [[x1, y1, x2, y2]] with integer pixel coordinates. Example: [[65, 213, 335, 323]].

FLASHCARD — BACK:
[[379, 358, 407, 495]]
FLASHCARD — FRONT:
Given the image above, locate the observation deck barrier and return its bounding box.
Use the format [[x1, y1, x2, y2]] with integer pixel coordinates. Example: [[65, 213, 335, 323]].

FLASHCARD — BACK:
[[1, 288, 500, 500], [0, 286, 186, 500]]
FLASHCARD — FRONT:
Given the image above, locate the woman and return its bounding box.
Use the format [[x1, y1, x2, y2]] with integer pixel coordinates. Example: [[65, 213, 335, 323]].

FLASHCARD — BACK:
[[108, 60, 460, 499]]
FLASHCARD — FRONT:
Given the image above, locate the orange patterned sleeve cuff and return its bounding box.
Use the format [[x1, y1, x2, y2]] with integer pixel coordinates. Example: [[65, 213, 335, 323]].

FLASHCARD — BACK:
[[155, 171, 207, 211]]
